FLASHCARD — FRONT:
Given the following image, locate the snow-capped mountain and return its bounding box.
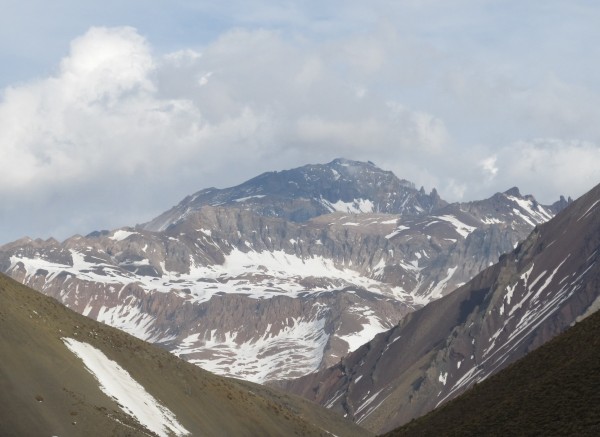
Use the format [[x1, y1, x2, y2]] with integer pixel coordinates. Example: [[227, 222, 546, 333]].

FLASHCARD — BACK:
[[0, 159, 568, 383], [143, 158, 446, 232], [281, 181, 600, 434], [0, 273, 367, 437]]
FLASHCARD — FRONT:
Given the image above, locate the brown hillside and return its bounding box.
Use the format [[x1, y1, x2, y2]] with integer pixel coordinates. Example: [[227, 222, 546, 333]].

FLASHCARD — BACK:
[[0, 273, 369, 437]]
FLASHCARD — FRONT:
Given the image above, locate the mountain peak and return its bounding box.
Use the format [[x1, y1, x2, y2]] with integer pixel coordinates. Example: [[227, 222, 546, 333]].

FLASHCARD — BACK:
[[328, 158, 379, 169], [330, 157, 364, 166], [143, 159, 446, 231], [504, 186, 522, 197]]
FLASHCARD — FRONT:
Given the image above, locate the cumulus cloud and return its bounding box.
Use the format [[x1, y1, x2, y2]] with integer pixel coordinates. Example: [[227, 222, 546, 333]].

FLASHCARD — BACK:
[[0, 25, 451, 242], [0, 27, 194, 189], [491, 139, 600, 202], [480, 156, 498, 179], [1, 13, 599, 243]]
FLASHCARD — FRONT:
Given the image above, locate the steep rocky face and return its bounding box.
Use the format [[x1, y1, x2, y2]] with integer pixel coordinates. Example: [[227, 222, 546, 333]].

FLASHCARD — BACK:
[[385, 308, 600, 436], [281, 182, 600, 434], [0, 160, 568, 383], [143, 158, 446, 232]]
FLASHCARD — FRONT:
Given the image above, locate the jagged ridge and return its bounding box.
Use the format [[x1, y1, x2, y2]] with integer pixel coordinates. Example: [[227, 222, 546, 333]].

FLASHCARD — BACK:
[[280, 181, 599, 433], [143, 158, 446, 232], [0, 160, 570, 384]]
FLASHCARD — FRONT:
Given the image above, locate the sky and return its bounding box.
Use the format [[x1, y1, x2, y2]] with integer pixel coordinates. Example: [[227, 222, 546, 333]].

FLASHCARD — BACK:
[[1, 1, 600, 244]]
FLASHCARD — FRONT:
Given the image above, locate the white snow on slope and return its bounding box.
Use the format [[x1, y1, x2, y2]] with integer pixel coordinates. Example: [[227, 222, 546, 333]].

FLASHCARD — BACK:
[[578, 199, 600, 221], [506, 196, 552, 224], [322, 198, 374, 214], [481, 217, 504, 225], [233, 195, 266, 202], [9, 251, 138, 286], [511, 208, 535, 227], [168, 302, 394, 382], [172, 316, 329, 383], [62, 338, 189, 437], [385, 226, 410, 239], [435, 215, 477, 238], [439, 258, 595, 408], [337, 307, 389, 352], [10, 248, 414, 304], [95, 301, 172, 343], [110, 230, 138, 241], [423, 266, 458, 300]]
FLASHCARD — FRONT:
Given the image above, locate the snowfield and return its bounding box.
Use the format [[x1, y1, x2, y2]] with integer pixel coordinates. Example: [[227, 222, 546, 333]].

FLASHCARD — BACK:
[[62, 338, 189, 437]]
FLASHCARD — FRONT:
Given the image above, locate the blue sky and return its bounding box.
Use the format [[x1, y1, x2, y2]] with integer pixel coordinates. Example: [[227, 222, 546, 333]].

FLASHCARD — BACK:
[[1, 1, 599, 243]]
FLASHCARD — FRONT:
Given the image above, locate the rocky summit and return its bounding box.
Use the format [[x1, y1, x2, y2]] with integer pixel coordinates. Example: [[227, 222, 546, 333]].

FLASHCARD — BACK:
[[143, 158, 446, 232], [0, 159, 569, 383]]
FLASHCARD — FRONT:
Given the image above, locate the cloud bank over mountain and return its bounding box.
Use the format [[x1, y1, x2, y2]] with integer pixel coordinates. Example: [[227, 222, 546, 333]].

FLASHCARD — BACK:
[[1, 1, 599, 242]]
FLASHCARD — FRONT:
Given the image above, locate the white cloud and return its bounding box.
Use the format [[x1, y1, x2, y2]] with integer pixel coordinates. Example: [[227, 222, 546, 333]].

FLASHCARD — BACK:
[[1, 25, 451, 193], [164, 49, 202, 64], [1, 8, 600, 243], [1, 25, 452, 242], [491, 139, 600, 202], [0, 27, 202, 195], [480, 155, 498, 179]]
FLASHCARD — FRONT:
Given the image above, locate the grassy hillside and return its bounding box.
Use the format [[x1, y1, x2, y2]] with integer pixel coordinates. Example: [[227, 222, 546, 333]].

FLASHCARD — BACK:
[[0, 273, 369, 437], [384, 308, 600, 436]]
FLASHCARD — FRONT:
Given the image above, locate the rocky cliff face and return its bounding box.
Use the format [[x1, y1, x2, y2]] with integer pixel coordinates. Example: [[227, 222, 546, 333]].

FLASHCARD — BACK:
[[143, 158, 446, 232], [281, 182, 600, 434], [0, 159, 567, 383]]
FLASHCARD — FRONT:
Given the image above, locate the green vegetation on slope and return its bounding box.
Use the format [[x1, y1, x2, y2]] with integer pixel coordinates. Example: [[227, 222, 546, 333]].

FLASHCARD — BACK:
[[384, 309, 600, 437]]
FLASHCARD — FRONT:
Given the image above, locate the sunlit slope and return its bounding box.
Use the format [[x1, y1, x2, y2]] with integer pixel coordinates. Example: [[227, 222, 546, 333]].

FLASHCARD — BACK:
[[0, 273, 369, 437]]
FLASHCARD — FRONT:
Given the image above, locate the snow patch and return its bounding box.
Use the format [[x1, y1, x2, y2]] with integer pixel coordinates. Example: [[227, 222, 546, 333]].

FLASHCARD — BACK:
[[439, 371, 448, 385], [578, 199, 600, 221], [338, 307, 389, 352], [385, 226, 410, 239], [481, 217, 503, 225], [435, 215, 477, 238], [426, 266, 458, 299], [110, 230, 138, 242], [174, 316, 329, 383], [323, 198, 374, 214], [62, 338, 189, 437], [233, 195, 266, 202], [506, 195, 552, 224]]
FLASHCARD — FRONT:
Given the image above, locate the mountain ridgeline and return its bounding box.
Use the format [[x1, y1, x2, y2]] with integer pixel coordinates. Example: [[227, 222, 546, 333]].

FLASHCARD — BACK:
[[281, 181, 600, 434], [143, 158, 447, 232], [0, 159, 571, 386]]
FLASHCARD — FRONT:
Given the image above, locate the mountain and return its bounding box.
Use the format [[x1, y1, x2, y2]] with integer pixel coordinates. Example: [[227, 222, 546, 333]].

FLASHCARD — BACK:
[[0, 159, 568, 383], [386, 306, 600, 436], [280, 181, 600, 434], [143, 158, 446, 232], [0, 273, 369, 437]]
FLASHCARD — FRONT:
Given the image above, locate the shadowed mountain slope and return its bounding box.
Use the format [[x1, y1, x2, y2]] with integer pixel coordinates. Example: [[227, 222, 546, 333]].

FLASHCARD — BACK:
[[0, 273, 369, 437], [281, 181, 600, 433], [385, 307, 600, 436]]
